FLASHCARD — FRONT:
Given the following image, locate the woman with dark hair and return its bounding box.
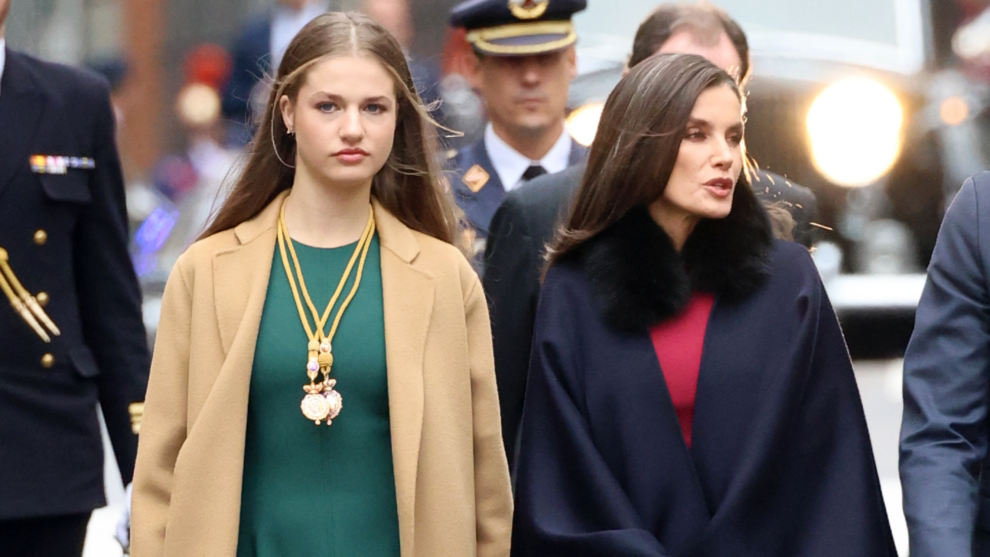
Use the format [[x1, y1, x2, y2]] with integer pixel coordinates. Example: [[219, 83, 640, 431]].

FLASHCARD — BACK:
[[511, 53, 895, 557], [131, 12, 512, 557]]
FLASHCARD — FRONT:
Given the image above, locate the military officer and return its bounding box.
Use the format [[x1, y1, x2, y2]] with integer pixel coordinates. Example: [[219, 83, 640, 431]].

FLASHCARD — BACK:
[[0, 1, 150, 555], [448, 0, 588, 269]]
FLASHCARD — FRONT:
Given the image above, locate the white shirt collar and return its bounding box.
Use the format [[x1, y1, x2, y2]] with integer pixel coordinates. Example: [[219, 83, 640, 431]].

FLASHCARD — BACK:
[[0, 39, 7, 99], [484, 123, 572, 192], [270, 1, 329, 69]]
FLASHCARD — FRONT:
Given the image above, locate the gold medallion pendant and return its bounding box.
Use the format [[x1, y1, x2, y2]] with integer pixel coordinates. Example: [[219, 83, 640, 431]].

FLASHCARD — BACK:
[[277, 198, 375, 427], [301, 391, 331, 425], [322, 378, 343, 424]]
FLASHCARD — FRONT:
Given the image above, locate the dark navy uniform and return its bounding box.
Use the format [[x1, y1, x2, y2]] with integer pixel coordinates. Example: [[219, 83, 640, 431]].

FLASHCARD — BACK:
[[450, 137, 586, 245], [448, 0, 588, 268], [0, 46, 149, 552]]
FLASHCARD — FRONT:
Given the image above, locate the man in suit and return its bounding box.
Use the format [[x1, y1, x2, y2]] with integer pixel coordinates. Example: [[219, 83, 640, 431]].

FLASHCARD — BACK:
[[0, 2, 150, 554], [484, 2, 819, 468], [901, 170, 990, 556], [447, 0, 589, 269], [223, 0, 330, 145]]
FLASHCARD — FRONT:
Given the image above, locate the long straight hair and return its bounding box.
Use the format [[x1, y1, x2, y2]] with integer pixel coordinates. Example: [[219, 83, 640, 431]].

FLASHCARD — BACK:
[[548, 53, 742, 265], [200, 12, 457, 243]]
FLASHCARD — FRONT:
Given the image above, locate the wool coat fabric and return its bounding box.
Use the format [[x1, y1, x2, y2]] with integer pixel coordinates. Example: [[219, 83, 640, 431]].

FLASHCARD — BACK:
[[131, 191, 512, 557], [511, 185, 896, 556]]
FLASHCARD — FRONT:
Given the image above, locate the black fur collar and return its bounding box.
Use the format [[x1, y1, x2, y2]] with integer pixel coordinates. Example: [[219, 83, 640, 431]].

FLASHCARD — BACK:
[[564, 185, 774, 332]]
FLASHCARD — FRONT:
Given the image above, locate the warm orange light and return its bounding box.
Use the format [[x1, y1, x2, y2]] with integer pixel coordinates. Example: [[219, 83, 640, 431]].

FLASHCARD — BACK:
[[940, 97, 969, 126]]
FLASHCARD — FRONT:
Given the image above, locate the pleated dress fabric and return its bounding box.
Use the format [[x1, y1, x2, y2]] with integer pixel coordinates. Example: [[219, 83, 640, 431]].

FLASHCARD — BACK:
[[236, 234, 401, 557]]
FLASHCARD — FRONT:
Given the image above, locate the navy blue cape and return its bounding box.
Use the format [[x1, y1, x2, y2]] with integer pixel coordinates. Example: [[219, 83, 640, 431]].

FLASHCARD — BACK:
[[512, 240, 896, 556]]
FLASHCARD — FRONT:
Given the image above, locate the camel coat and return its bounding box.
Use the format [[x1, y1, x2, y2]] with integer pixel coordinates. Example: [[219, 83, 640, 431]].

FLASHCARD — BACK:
[[131, 192, 512, 557]]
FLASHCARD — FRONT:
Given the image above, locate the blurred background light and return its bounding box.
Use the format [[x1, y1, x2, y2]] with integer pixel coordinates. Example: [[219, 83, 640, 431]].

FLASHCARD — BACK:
[[806, 77, 904, 188], [565, 101, 605, 147]]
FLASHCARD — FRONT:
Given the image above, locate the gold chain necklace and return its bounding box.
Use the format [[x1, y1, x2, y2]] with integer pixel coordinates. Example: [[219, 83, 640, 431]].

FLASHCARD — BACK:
[[276, 198, 375, 426]]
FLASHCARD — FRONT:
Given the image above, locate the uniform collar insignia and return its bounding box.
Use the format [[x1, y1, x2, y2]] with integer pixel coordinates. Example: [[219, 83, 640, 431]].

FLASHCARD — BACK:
[[509, 0, 550, 20], [463, 164, 490, 193]]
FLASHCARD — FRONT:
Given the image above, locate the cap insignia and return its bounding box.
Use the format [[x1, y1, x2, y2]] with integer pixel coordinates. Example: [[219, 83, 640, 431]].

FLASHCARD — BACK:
[[463, 164, 490, 193], [509, 0, 549, 20]]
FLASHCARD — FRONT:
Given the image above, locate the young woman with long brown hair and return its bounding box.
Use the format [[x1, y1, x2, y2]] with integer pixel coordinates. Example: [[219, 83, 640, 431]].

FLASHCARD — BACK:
[[131, 12, 511, 557], [511, 53, 895, 556]]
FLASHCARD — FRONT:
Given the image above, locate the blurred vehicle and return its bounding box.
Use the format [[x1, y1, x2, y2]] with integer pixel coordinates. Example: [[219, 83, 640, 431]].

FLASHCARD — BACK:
[[564, 0, 990, 356]]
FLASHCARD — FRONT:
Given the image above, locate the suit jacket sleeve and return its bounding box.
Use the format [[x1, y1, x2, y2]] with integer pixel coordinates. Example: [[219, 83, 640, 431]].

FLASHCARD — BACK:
[[900, 176, 990, 557], [74, 79, 151, 485], [463, 269, 514, 557], [512, 269, 668, 557], [483, 195, 540, 468], [132, 262, 192, 557]]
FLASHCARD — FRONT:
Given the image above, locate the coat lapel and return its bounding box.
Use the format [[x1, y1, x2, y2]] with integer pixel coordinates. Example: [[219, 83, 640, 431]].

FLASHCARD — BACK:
[[166, 193, 282, 556], [374, 199, 434, 557], [213, 192, 284, 356], [0, 49, 46, 201]]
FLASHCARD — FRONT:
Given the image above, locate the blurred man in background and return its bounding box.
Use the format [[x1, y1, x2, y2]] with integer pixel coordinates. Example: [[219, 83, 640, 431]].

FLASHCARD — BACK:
[[0, 0, 150, 554], [447, 0, 589, 269], [222, 0, 329, 145], [360, 0, 445, 124]]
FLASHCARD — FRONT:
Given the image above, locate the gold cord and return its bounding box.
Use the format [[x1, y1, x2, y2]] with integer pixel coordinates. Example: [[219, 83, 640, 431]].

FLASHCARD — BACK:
[[0, 247, 59, 342], [278, 201, 373, 338], [277, 201, 374, 344], [277, 197, 375, 426], [327, 214, 375, 342]]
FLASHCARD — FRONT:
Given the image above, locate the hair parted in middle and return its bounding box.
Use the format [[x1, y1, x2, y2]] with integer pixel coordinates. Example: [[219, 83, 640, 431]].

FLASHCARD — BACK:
[[201, 11, 458, 244], [549, 53, 745, 265]]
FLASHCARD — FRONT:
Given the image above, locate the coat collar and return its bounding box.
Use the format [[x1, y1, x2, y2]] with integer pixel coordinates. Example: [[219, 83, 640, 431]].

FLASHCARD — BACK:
[[218, 191, 432, 555], [231, 191, 422, 263], [564, 182, 773, 332]]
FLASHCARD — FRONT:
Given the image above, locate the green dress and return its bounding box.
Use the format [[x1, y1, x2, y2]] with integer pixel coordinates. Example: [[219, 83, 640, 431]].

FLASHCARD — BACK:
[[236, 234, 401, 557]]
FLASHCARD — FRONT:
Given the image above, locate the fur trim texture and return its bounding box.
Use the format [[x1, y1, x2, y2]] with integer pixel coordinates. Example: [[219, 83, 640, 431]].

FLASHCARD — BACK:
[[565, 184, 774, 332]]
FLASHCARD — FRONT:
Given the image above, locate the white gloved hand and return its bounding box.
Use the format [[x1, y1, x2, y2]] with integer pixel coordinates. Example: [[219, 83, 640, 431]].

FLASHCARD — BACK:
[[115, 483, 133, 554]]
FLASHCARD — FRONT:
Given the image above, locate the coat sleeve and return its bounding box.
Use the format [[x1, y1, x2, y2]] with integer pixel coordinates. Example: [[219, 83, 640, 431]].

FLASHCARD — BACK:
[[512, 269, 668, 557], [74, 77, 151, 485], [483, 195, 541, 469], [900, 176, 990, 557], [131, 262, 193, 557], [463, 273, 514, 557]]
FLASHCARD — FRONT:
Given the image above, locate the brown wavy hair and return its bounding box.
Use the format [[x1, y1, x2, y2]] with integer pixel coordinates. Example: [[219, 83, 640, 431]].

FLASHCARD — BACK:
[[549, 53, 742, 265], [201, 12, 457, 243]]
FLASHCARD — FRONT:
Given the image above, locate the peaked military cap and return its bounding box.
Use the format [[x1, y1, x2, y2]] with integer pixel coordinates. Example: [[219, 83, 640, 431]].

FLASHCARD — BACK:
[[450, 0, 587, 57]]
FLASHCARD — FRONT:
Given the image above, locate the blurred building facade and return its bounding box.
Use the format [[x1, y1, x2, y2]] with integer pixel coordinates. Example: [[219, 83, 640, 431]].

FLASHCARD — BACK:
[[6, 0, 461, 180]]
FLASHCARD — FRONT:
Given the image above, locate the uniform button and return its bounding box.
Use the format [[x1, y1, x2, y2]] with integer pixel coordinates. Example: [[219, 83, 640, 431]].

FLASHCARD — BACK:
[[41, 353, 55, 369], [36, 292, 49, 307], [33, 230, 48, 245]]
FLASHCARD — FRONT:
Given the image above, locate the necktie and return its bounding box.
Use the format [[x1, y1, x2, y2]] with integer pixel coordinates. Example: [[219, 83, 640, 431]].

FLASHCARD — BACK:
[[522, 165, 548, 181]]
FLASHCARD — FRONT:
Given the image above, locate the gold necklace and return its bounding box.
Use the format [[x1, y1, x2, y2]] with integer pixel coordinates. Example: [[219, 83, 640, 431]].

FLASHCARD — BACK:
[[276, 199, 375, 426]]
